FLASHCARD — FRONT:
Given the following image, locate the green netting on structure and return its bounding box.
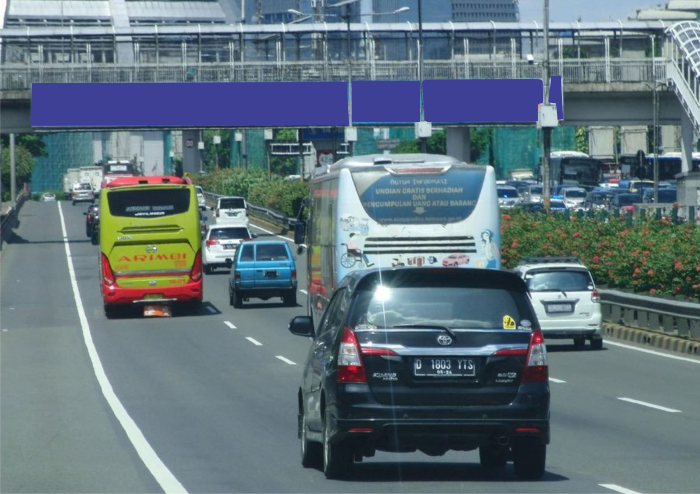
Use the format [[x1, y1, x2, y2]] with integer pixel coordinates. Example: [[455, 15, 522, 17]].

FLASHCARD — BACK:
[[32, 132, 94, 192], [488, 126, 576, 178]]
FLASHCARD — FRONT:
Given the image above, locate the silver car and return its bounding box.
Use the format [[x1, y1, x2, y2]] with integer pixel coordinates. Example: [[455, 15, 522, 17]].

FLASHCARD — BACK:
[[496, 186, 521, 209]]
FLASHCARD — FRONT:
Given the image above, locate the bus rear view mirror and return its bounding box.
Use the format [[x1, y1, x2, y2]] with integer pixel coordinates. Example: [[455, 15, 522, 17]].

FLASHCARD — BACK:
[[294, 221, 306, 245]]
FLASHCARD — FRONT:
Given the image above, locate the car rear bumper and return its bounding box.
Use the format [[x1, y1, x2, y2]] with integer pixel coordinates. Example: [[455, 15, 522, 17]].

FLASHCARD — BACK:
[[541, 328, 602, 339], [102, 280, 203, 305]]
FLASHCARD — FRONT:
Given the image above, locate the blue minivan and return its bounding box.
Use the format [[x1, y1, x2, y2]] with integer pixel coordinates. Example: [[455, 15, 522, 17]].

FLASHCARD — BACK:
[[228, 240, 298, 308]]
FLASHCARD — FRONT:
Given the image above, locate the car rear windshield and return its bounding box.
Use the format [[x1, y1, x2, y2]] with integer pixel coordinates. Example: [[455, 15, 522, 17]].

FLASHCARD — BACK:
[[618, 195, 641, 206], [107, 188, 191, 218], [529, 186, 542, 194], [256, 244, 289, 261], [76, 183, 92, 190], [349, 286, 533, 330], [220, 198, 246, 209], [210, 227, 250, 240], [564, 190, 586, 198], [525, 269, 593, 292]]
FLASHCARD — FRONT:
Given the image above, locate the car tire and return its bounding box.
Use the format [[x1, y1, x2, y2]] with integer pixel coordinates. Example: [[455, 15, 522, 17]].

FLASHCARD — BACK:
[[204, 264, 212, 275], [232, 290, 242, 309], [322, 411, 352, 479], [86, 226, 91, 238], [591, 337, 604, 350], [573, 337, 586, 350], [104, 304, 119, 319], [91, 231, 99, 245], [512, 438, 546, 480], [284, 290, 297, 307], [479, 446, 508, 469], [301, 409, 323, 468], [72, 201, 76, 206]]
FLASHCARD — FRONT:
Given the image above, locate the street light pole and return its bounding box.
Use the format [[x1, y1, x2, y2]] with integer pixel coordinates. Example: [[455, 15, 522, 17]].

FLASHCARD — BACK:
[[541, 0, 552, 209], [418, 0, 427, 153]]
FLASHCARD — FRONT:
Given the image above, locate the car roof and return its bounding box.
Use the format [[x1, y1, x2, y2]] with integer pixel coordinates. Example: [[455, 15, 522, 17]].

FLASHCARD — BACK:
[[208, 224, 249, 230], [518, 262, 590, 271], [105, 175, 187, 187], [240, 239, 287, 245]]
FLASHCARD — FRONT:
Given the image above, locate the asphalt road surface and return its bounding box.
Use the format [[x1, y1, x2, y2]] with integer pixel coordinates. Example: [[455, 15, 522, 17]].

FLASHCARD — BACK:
[[2, 201, 699, 493]]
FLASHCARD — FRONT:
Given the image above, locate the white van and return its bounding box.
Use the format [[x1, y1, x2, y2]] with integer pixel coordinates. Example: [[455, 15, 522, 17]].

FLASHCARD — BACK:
[[215, 196, 249, 225]]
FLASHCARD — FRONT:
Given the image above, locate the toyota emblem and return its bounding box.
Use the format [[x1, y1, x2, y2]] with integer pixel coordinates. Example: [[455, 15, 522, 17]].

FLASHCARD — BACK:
[[146, 245, 158, 254], [437, 335, 453, 346]]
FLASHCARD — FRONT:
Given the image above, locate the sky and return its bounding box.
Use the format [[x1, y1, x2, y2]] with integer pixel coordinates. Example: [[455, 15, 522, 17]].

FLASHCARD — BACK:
[[517, 0, 662, 22]]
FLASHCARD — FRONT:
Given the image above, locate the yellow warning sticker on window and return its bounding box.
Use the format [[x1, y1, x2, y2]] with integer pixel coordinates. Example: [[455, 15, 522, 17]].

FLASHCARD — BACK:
[[503, 315, 516, 330]]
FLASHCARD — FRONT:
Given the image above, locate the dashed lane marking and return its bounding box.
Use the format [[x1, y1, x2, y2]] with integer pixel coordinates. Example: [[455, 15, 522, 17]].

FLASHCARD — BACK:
[[224, 321, 236, 329], [276, 356, 297, 365], [246, 337, 263, 346], [300, 289, 308, 295], [617, 397, 681, 413], [600, 484, 644, 494], [58, 202, 187, 494], [549, 378, 566, 383], [206, 306, 216, 314]]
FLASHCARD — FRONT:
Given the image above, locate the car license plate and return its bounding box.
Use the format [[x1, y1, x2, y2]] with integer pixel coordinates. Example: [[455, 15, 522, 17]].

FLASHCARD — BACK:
[[413, 357, 476, 377], [264, 270, 278, 278], [226, 211, 238, 216], [223, 244, 235, 250], [546, 303, 574, 313], [144, 293, 163, 300]]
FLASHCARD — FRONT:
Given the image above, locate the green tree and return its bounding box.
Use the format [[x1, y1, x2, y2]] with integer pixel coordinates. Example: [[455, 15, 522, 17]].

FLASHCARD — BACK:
[[470, 127, 494, 162], [575, 127, 589, 154], [1, 134, 47, 158], [391, 131, 446, 155], [270, 129, 299, 177], [1, 145, 36, 191], [202, 130, 231, 171]]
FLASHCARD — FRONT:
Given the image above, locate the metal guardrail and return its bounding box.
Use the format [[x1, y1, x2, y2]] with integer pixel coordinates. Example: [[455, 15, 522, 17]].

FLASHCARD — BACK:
[[600, 289, 700, 342], [0, 192, 30, 251], [0, 59, 666, 89], [202, 191, 297, 231]]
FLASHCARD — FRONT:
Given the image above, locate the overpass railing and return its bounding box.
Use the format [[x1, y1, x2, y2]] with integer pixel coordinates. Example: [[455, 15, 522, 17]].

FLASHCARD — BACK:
[[0, 58, 665, 89]]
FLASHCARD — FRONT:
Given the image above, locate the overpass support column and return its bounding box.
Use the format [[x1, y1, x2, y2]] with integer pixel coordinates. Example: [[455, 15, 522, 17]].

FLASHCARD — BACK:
[[446, 127, 471, 162], [182, 129, 202, 175], [680, 111, 694, 174], [10, 134, 16, 204]]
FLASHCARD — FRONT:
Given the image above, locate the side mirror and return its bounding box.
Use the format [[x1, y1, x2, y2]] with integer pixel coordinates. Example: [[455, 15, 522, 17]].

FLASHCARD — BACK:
[[252, 233, 258, 238], [297, 244, 306, 255], [294, 221, 306, 245], [225, 258, 233, 268], [289, 316, 314, 337]]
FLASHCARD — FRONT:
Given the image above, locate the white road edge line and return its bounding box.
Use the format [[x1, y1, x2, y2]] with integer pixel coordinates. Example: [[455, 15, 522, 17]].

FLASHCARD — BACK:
[[600, 483, 644, 494], [224, 321, 236, 329], [58, 202, 187, 494], [549, 378, 566, 383], [604, 340, 700, 365], [617, 397, 681, 413], [276, 356, 297, 365], [246, 337, 263, 346], [249, 223, 290, 242]]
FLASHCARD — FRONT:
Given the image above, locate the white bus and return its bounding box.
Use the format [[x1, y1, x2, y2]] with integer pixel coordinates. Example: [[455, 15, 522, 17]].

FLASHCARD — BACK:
[[294, 154, 501, 320]]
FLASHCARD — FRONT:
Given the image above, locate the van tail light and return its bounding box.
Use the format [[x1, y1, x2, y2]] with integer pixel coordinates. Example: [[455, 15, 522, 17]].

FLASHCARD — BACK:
[[190, 250, 203, 282], [291, 269, 297, 279], [337, 326, 367, 383], [521, 327, 548, 383], [215, 208, 220, 218], [101, 253, 115, 286], [592, 289, 601, 303], [206, 239, 218, 247]]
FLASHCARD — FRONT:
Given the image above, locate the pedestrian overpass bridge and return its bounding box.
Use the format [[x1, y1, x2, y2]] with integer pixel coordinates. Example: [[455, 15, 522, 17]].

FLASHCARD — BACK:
[[3, 19, 700, 174]]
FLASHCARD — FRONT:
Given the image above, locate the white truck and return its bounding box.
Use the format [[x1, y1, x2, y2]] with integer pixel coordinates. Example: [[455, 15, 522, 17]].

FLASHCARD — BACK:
[[79, 166, 104, 194], [63, 168, 81, 196]]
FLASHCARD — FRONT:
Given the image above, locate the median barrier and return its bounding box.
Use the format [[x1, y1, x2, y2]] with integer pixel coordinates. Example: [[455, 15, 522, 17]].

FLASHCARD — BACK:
[[0, 192, 30, 253]]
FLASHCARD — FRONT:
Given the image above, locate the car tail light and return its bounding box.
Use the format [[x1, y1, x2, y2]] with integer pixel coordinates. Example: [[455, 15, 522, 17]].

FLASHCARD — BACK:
[[592, 289, 601, 303], [215, 208, 220, 218], [291, 269, 297, 279], [493, 348, 528, 356], [235, 272, 241, 280], [337, 326, 367, 383], [101, 253, 115, 285], [206, 239, 218, 247], [190, 250, 203, 281], [521, 327, 548, 383], [361, 346, 398, 356]]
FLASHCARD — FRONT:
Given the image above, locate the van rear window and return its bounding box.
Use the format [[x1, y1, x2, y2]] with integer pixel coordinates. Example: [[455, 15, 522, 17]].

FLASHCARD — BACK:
[[220, 198, 246, 209], [107, 189, 191, 218]]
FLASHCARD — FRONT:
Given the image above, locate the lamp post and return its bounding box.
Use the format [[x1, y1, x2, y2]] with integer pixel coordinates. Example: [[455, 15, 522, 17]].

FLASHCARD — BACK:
[[541, 0, 552, 210], [418, 0, 426, 152]]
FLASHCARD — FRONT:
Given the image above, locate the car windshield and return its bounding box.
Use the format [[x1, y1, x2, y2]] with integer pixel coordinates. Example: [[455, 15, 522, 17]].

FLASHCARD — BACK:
[[529, 186, 542, 194], [564, 190, 586, 198], [210, 227, 250, 240], [196, 187, 204, 195], [526, 269, 593, 292], [497, 188, 519, 198], [349, 286, 533, 330], [220, 198, 245, 209], [256, 244, 289, 261]]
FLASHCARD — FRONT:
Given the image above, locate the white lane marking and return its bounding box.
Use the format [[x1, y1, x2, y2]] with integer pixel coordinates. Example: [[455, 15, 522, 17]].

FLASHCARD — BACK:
[[600, 484, 644, 494], [605, 340, 700, 365], [249, 223, 291, 242], [246, 337, 263, 346], [549, 378, 566, 383], [224, 321, 236, 329], [58, 202, 187, 494], [2, 329, 7, 332], [276, 356, 297, 365], [617, 397, 681, 413], [300, 289, 308, 295], [206, 306, 216, 314]]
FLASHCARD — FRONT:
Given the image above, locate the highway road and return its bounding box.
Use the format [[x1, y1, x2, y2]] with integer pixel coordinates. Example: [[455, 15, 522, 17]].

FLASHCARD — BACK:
[[2, 200, 700, 493]]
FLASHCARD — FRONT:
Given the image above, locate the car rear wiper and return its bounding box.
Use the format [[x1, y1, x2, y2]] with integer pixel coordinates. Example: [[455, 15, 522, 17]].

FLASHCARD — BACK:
[[392, 324, 457, 339]]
